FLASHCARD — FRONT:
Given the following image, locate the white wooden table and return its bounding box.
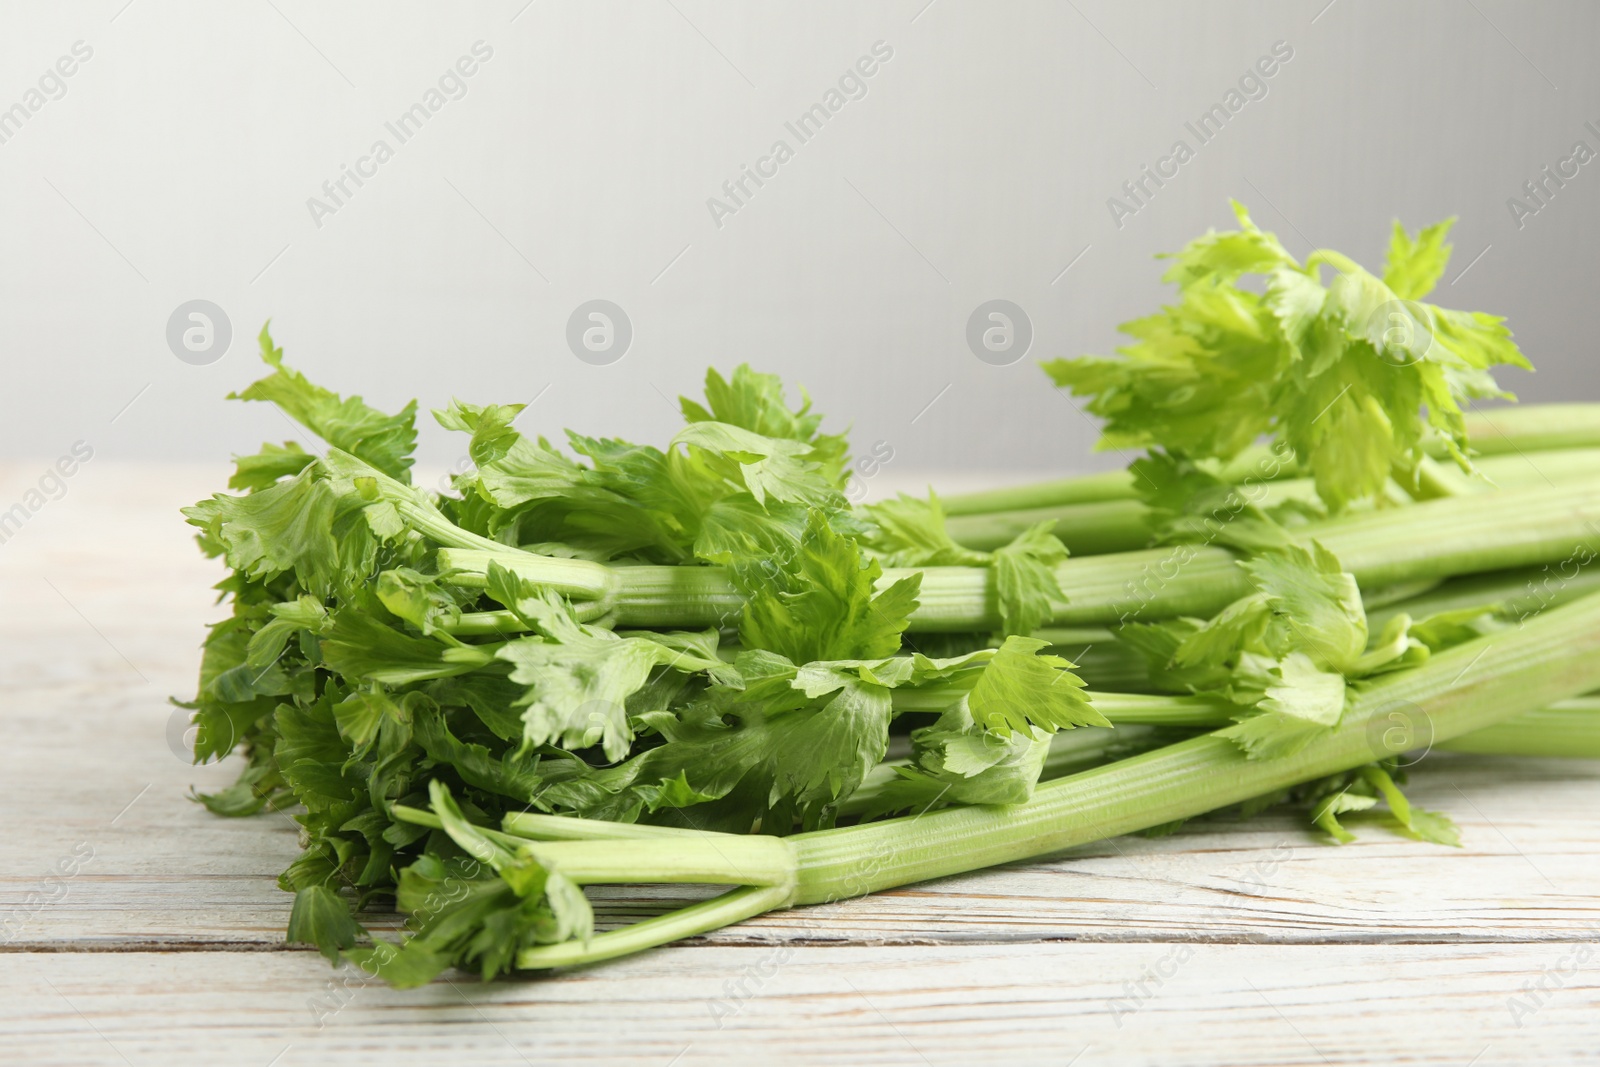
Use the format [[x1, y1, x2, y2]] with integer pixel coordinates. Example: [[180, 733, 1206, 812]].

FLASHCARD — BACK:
[[4, 463, 1599, 1066]]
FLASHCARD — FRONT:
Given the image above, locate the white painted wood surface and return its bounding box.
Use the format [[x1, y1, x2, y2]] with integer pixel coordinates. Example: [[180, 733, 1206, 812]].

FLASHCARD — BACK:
[[3, 463, 1599, 1065]]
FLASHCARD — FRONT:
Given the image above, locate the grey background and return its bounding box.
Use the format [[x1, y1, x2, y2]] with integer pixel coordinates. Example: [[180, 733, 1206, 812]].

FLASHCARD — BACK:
[[0, 0, 1595, 478]]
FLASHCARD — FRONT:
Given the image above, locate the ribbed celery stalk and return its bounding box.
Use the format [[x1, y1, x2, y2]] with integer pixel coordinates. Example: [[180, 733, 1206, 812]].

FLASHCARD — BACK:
[[849, 698, 1600, 818], [945, 447, 1600, 554], [840, 723, 1181, 818], [1439, 698, 1600, 758], [887, 687, 1234, 723], [792, 589, 1600, 901], [947, 498, 1152, 555], [427, 477, 1600, 632], [1461, 404, 1600, 455], [889, 688, 1600, 759], [1047, 563, 1600, 694], [334, 446, 1600, 634], [1366, 564, 1600, 633], [936, 404, 1600, 518], [939, 467, 1140, 516], [493, 587, 1600, 969]]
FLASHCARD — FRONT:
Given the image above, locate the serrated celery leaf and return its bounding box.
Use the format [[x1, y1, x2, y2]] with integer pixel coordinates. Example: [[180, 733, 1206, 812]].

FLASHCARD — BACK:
[[232, 324, 417, 481], [968, 635, 1106, 733]]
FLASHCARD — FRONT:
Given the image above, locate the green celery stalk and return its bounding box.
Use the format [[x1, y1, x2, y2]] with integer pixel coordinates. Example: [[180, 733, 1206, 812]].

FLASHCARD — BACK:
[[344, 446, 1600, 633], [888, 688, 1600, 760], [1461, 404, 1600, 455], [1366, 564, 1600, 633], [790, 587, 1600, 899], [1438, 698, 1600, 758], [947, 498, 1153, 556], [850, 698, 1600, 820], [646, 475, 1600, 629], [945, 447, 1600, 554], [1041, 562, 1600, 694], [936, 404, 1600, 518], [484, 587, 1600, 969], [887, 688, 1233, 723], [938, 467, 1142, 516]]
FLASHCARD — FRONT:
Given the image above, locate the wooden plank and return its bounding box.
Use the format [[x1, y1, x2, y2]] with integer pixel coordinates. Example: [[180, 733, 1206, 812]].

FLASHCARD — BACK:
[[5, 942, 1599, 1066], [5, 465, 1600, 954], [8, 735, 1600, 949]]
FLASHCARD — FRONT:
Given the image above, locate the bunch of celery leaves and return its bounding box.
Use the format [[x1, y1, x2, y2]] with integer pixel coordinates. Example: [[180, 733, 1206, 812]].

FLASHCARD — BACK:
[[181, 204, 1600, 986]]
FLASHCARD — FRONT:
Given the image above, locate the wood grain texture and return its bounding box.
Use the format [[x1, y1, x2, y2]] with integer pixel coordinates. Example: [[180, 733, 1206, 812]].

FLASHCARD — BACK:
[[3, 464, 1600, 1063], [6, 944, 1599, 1066]]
